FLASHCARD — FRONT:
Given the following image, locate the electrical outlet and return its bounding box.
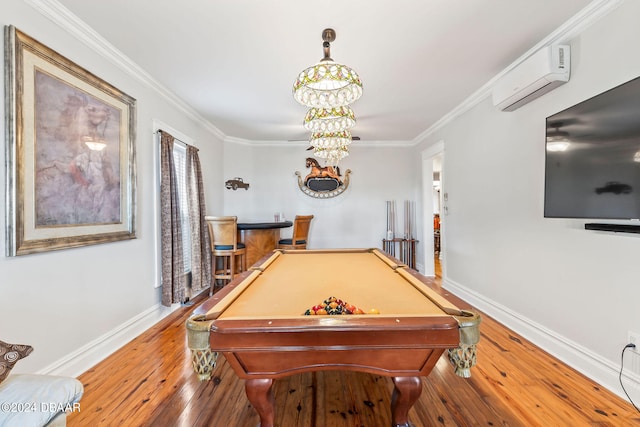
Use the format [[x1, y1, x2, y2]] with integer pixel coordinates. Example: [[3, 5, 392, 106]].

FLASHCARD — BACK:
[[628, 331, 640, 354]]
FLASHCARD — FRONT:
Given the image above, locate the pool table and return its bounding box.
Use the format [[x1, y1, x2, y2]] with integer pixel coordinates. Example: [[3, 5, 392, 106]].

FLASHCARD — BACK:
[[187, 248, 480, 427]]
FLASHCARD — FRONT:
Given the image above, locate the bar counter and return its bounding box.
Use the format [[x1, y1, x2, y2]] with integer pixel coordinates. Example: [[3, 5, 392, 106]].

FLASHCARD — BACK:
[[237, 221, 293, 267]]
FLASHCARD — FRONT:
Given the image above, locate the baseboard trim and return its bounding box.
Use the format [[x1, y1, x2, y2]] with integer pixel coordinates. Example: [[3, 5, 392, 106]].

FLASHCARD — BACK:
[[443, 277, 640, 401], [38, 303, 179, 378]]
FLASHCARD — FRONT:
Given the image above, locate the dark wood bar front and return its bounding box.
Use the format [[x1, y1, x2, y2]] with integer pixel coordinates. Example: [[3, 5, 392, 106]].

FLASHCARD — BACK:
[[237, 221, 293, 267]]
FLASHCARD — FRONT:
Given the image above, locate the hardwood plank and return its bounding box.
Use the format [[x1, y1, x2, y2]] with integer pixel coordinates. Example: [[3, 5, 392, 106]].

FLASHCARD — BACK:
[[273, 372, 315, 426], [68, 261, 640, 426], [345, 372, 392, 426], [475, 315, 637, 426], [314, 371, 393, 427]]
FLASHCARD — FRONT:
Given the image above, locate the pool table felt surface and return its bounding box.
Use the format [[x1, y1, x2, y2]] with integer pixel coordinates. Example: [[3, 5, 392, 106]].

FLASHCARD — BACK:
[[203, 248, 462, 321]]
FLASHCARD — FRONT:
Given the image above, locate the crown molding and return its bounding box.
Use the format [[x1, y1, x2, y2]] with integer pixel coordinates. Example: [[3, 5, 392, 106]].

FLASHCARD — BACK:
[[26, 0, 226, 141], [224, 136, 416, 148], [27, 0, 623, 148], [412, 0, 624, 146]]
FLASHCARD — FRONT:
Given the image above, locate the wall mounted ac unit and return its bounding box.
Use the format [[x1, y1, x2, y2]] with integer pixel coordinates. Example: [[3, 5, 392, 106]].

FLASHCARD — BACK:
[[492, 45, 570, 111]]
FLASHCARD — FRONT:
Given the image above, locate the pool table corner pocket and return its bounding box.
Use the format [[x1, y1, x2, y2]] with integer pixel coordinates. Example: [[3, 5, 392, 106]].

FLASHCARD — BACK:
[[186, 315, 218, 381]]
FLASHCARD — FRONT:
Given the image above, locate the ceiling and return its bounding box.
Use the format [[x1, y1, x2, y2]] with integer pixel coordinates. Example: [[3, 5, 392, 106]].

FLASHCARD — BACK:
[[53, 0, 593, 143]]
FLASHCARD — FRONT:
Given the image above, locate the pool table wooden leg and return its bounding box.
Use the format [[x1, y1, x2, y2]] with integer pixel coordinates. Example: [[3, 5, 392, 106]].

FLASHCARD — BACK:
[[245, 378, 275, 427], [391, 376, 422, 427]]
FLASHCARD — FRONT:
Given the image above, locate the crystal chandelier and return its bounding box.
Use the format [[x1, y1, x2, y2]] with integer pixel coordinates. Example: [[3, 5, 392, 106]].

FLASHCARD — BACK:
[[312, 145, 349, 166], [293, 28, 362, 165], [309, 130, 352, 149], [304, 106, 356, 133], [293, 29, 362, 109]]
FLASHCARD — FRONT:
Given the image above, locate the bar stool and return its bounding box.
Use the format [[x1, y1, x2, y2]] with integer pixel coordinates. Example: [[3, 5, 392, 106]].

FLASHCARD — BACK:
[[206, 216, 246, 291], [277, 215, 314, 249]]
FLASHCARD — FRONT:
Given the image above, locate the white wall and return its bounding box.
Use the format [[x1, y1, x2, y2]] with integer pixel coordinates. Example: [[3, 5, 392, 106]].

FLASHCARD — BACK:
[[1, 0, 417, 378], [223, 141, 418, 250], [415, 0, 640, 400], [3, 0, 639, 405], [0, 1, 224, 375]]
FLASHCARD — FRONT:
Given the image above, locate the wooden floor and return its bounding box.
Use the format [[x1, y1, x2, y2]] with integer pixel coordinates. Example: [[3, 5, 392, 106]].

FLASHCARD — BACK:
[[68, 261, 639, 426]]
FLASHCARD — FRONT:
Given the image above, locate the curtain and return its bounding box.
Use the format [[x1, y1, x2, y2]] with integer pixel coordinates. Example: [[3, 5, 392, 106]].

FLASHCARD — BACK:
[[186, 145, 212, 292], [160, 131, 185, 306]]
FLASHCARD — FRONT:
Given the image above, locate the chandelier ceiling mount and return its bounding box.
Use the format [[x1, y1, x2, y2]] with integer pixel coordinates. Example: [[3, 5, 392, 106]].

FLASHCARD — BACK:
[[321, 28, 336, 61]]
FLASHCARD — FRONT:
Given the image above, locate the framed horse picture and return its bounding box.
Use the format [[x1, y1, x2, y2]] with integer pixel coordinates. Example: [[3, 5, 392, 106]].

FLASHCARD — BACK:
[[295, 158, 351, 198], [4, 26, 137, 255]]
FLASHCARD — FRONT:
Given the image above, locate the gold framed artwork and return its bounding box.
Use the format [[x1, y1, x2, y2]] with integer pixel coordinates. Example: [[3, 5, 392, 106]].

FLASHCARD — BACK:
[[4, 26, 137, 256]]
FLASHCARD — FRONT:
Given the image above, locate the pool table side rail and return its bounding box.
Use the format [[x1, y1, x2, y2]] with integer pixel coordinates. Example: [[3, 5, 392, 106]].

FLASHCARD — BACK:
[[211, 315, 460, 334], [210, 321, 461, 350]]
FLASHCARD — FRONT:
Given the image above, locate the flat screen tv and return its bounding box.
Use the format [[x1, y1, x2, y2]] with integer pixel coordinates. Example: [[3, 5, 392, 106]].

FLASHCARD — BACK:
[[544, 76, 640, 220]]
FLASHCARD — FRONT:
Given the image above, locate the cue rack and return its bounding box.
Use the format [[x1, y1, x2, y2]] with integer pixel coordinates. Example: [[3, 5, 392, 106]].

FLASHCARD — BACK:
[[383, 200, 418, 269]]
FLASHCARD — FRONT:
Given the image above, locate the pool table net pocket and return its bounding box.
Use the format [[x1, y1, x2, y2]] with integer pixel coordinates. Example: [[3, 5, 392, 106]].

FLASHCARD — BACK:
[[448, 310, 481, 378], [186, 315, 218, 381]]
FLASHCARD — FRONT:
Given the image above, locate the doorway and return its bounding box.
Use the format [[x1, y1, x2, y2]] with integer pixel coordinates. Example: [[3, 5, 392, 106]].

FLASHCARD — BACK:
[[421, 141, 444, 277]]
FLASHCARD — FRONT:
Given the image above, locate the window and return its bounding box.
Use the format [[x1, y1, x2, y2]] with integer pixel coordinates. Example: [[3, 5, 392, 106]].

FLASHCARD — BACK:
[[154, 120, 197, 288], [172, 142, 192, 274]]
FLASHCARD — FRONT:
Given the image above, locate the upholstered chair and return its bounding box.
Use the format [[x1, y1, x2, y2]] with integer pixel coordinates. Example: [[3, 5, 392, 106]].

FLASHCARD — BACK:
[[277, 215, 314, 250], [206, 216, 246, 291]]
